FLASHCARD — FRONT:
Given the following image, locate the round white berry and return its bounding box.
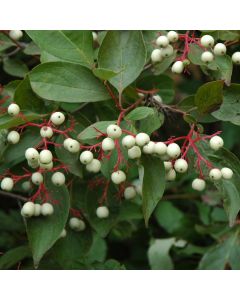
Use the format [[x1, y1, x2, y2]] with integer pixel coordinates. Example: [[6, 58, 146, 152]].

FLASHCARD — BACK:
[[166, 169, 176, 181], [167, 143, 181, 159], [34, 203, 42, 217], [86, 159, 101, 173], [143, 141, 155, 154], [174, 159, 188, 173], [9, 30, 23, 40], [154, 142, 167, 155], [128, 146, 141, 159], [200, 35, 215, 48], [213, 43, 227, 56], [1, 177, 14, 191], [153, 95, 162, 103], [67, 139, 80, 153], [59, 228, 67, 238], [69, 217, 86, 231], [41, 203, 54, 216], [209, 136, 224, 151], [102, 137, 115, 151], [21, 202, 35, 218], [192, 178, 206, 191], [25, 148, 39, 161], [96, 206, 109, 219], [7, 103, 20, 116], [22, 181, 31, 191], [209, 168, 222, 181], [31, 172, 43, 185], [39, 149, 53, 164], [40, 126, 53, 138], [132, 179, 142, 196], [50, 112, 65, 125], [151, 49, 163, 63], [63, 138, 73, 150], [156, 35, 169, 48], [232, 52, 240, 64], [122, 135, 135, 149], [7, 131, 20, 144], [161, 45, 174, 57], [201, 51, 214, 63], [135, 133, 150, 147], [106, 124, 122, 139], [164, 161, 172, 171], [221, 167, 233, 179], [40, 161, 53, 170], [80, 150, 93, 165], [51, 172, 65, 186], [167, 31, 179, 43], [171, 61, 184, 74], [124, 186, 136, 200], [111, 170, 126, 184], [92, 31, 98, 42]]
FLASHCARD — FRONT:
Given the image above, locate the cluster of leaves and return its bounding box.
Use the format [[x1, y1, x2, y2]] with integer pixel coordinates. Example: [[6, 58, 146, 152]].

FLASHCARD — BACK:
[[0, 30, 240, 270]]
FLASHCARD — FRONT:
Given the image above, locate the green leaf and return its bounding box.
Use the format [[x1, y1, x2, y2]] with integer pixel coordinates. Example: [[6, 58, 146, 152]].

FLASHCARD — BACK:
[[125, 107, 155, 121], [26, 30, 94, 67], [29, 62, 109, 103], [92, 68, 119, 80], [3, 58, 28, 78], [98, 31, 146, 93], [0, 245, 31, 269], [194, 80, 223, 114], [23, 42, 41, 56], [206, 55, 233, 85], [139, 110, 164, 134], [148, 238, 175, 270], [152, 51, 176, 75], [212, 84, 240, 125], [26, 176, 70, 267], [188, 44, 205, 65], [0, 33, 14, 51], [142, 155, 165, 225]]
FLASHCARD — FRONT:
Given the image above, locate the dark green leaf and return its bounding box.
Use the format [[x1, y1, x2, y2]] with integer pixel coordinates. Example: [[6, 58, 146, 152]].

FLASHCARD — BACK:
[[125, 107, 155, 121], [0, 245, 31, 270], [3, 58, 28, 78]]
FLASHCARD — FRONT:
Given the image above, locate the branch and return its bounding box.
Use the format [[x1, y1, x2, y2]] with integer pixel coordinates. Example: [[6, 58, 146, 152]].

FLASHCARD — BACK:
[[0, 190, 27, 202]]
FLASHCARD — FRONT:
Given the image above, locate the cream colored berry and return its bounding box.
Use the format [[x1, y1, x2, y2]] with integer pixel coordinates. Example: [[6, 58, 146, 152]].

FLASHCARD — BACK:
[[154, 142, 167, 155], [1, 177, 14, 191], [111, 170, 126, 184], [221, 167, 233, 179], [124, 186, 136, 200], [50, 112, 65, 125], [102, 137, 115, 151], [192, 178, 206, 191], [7, 103, 20, 116], [80, 151, 93, 165], [7, 131, 20, 144], [167, 143, 181, 159], [143, 141, 155, 154], [21, 201, 35, 218], [51, 172, 66, 186], [86, 159, 101, 173], [39, 149, 53, 164], [41, 203, 54, 216], [106, 124, 122, 139], [209, 168, 222, 181], [96, 206, 109, 218], [69, 217, 86, 231], [31, 172, 43, 185], [122, 135, 135, 149], [128, 146, 141, 159], [135, 133, 150, 147], [40, 126, 53, 138]]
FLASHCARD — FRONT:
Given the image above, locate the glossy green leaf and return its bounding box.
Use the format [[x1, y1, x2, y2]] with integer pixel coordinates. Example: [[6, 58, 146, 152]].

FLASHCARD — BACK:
[[125, 107, 155, 120]]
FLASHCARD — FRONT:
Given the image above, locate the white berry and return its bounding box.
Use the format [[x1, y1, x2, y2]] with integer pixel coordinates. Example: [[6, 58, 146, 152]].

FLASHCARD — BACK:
[[161, 45, 174, 57], [86, 159, 101, 173], [21, 202, 35, 218], [209, 168, 222, 181], [135, 133, 150, 147], [128, 146, 141, 159], [40, 126, 53, 138], [106, 124, 122, 139], [34, 203, 42, 217], [111, 170, 126, 184], [40, 161, 53, 170], [31, 172, 43, 185], [102, 137, 115, 151], [213, 43, 227, 56], [122, 135, 135, 149], [166, 169, 176, 181], [209, 136, 224, 151], [153, 95, 162, 103], [167, 31, 179, 43], [201, 51, 214, 63], [69, 217, 86, 231], [167, 143, 181, 159], [174, 159, 188, 173], [67, 139, 80, 153], [28, 160, 40, 169], [200, 35, 214, 48], [80, 150, 93, 165], [7, 131, 20, 144], [51, 172, 65, 186], [192, 178, 206, 191], [41, 203, 54, 216], [232, 52, 240, 64], [151, 49, 163, 63], [156, 35, 169, 48], [171, 61, 184, 74], [9, 30, 23, 40], [39, 149, 53, 164], [7, 103, 20, 116], [164, 161, 172, 171], [25, 148, 39, 161], [143, 141, 155, 154], [50, 112, 65, 125], [92, 31, 98, 42], [1, 177, 14, 191], [124, 186, 136, 200], [132, 179, 142, 196], [221, 167, 233, 179], [96, 206, 109, 218], [154, 142, 167, 155]]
